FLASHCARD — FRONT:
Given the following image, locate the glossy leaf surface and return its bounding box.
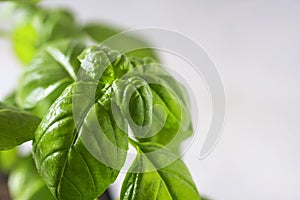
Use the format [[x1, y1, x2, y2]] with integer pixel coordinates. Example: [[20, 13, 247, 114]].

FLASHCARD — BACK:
[[17, 40, 85, 117], [112, 76, 153, 136], [33, 82, 128, 200], [114, 58, 193, 153]]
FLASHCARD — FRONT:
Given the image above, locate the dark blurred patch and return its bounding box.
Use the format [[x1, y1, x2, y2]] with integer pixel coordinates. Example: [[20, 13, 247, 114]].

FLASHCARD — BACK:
[[98, 189, 112, 200], [0, 173, 11, 200], [0, 171, 112, 200]]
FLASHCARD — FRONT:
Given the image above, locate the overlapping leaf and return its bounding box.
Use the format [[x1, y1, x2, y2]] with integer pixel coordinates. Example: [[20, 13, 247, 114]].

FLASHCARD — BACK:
[[33, 81, 128, 200], [12, 5, 81, 63], [29, 43, 196, 199], [121, 143, 200, 200], [16, 39, 85, 117], [2, 2, 201, 199], [112, 76, 153, 136], [113, 57, 193, 153]]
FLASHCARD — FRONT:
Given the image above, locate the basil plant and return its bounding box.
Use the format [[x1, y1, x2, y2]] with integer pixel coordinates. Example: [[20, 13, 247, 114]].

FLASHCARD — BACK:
[[0, 2, 204, 200]]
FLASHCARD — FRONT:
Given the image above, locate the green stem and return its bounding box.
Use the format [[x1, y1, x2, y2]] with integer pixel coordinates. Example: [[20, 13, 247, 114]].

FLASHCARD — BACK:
[[128, 137, 141, 153]]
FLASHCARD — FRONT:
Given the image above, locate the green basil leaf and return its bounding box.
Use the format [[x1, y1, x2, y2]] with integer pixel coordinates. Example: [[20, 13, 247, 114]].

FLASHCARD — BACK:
[[0, 102, 41, 150], [78, 45, 132, 84], [33, 81, 128, 200], [12, 6, 81, 63], [16, 39, 85, 117], [140, 76, 192, 153], [8, 156, 55, 200], [3, 91, 17, 107], [113, 76, 153, 136], [114, 58, 193, 154], [121, 143, 200, 200], [83, 23, 159, 60]]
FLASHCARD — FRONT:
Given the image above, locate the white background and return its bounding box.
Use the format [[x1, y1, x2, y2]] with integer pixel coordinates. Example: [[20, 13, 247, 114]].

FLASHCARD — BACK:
[[1, 1, 300, 199]]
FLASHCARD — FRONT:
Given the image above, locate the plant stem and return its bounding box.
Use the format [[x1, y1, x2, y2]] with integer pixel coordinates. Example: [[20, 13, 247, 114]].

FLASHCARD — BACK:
[[128, 138, 141, 152]]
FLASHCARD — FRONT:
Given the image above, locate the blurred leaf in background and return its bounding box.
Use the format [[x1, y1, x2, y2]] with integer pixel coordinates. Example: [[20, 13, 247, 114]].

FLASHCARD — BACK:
[[0, 0, 40, 2], [3, 91, 17, 107], [6, 3, 159, 65], [8, 156, 55, 200], [16, 39, 85, 117], [84, 23, 159, 60], [12, 5, 82, 64], [0, 148, 18, 173]]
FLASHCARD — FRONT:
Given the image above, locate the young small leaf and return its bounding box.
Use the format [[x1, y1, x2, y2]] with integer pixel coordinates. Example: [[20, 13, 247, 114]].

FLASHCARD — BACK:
[[113, 76, 153, 136], [114, 58, 193, 154], [78, 45, 131, 83], [0, 102, 40, 150]]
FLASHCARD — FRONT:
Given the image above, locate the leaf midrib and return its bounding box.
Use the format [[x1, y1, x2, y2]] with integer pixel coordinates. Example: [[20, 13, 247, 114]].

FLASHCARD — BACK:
[[56, 84, 110, 199], [47, 46, 77, 82], [140, 153, 173, 200]]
